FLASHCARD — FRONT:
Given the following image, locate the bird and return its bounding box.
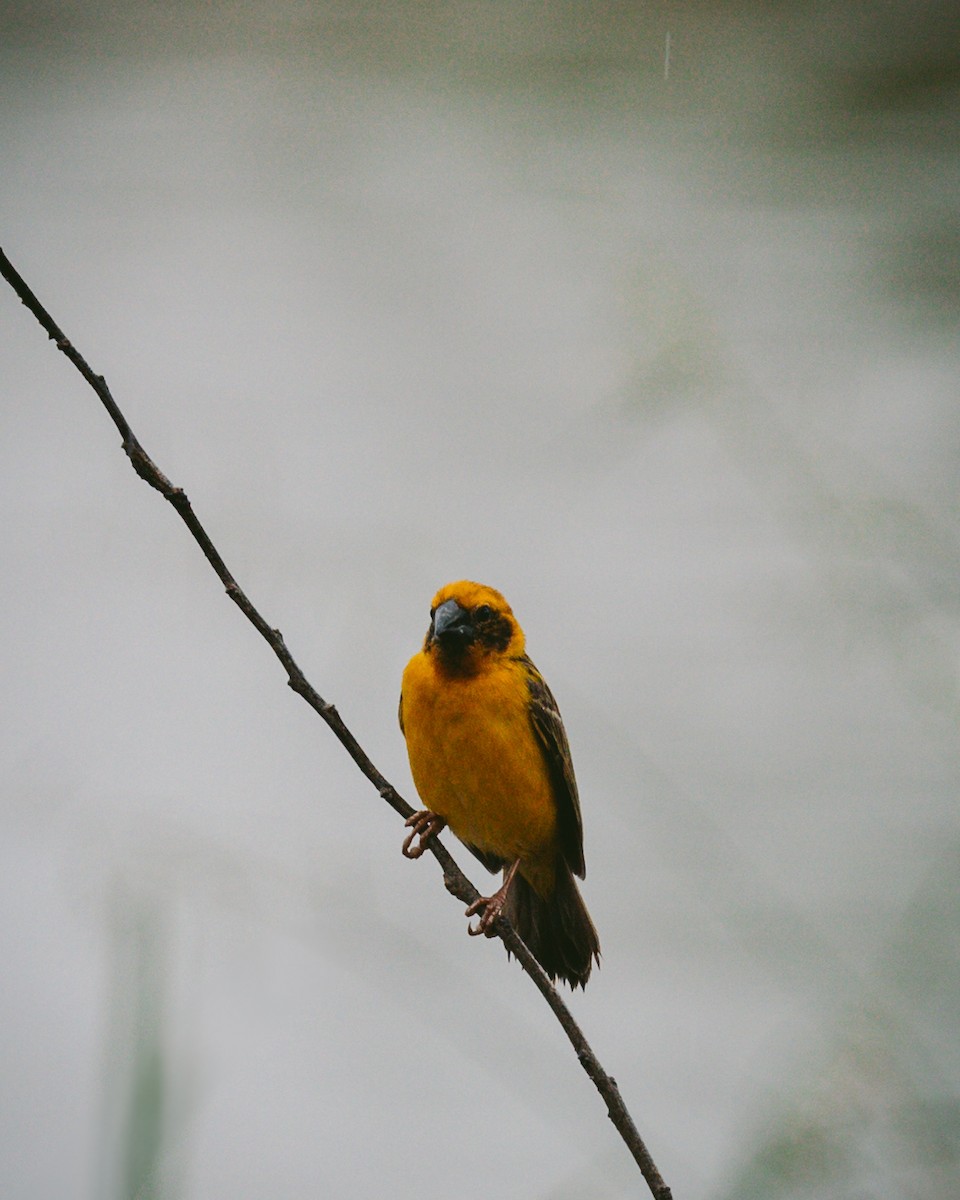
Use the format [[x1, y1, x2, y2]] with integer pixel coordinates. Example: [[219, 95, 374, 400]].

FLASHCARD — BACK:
[[398, 580, 600, 988]]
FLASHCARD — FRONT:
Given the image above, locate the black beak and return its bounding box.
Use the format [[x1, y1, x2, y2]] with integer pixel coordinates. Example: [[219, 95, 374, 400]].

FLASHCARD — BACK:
[[431, 598, 474, 644]]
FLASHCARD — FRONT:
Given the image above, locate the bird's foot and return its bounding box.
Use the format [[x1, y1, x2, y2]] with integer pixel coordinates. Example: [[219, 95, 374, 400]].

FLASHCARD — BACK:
[[402, 810, 446, 859], [466, 860, 520, 937], [465, 892, 507, 938]]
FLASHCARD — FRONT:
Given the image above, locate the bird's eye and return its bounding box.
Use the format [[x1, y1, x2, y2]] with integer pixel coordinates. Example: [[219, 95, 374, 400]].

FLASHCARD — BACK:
[[474, 604, 494, 621]]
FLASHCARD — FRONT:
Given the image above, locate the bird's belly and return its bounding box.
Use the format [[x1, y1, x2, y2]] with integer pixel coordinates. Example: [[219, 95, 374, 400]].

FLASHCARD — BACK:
[[403, 669, 557, 863]]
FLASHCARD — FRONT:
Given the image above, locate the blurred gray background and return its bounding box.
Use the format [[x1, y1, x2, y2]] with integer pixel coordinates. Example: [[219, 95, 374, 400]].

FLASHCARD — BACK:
[[2, 3, 959, 1198]]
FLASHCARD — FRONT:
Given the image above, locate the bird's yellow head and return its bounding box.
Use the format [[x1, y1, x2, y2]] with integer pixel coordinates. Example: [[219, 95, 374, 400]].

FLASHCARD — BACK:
[[423, 580, 525, 669]]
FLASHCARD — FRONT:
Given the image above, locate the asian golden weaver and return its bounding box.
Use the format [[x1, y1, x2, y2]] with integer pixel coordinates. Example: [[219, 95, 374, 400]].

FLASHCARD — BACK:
[[399, 581, 600, 988]]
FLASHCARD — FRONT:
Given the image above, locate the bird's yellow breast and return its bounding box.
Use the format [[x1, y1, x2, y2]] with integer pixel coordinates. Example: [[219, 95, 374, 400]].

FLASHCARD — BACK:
[[400, 649, 558, 866]]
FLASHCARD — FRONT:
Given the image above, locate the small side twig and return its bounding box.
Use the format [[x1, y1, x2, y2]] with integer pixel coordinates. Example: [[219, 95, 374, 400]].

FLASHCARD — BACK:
[[1, 246, 672, 1200]]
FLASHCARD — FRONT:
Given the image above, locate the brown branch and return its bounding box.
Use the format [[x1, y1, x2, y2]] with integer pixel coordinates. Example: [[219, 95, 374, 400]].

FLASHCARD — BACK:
[[1, 246, 673, 1200]]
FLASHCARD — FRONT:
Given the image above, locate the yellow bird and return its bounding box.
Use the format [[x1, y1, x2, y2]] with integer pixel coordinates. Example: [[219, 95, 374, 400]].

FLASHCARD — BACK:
[[399, 581, 599, 988]]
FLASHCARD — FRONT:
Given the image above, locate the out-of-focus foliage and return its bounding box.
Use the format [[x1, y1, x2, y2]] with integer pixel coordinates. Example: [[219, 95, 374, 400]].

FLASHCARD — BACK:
[[721, 841, 960, 1198]]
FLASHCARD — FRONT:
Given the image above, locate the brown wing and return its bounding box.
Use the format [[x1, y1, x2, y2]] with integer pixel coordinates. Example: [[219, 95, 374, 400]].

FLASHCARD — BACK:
[[520, 655, 586, 878]]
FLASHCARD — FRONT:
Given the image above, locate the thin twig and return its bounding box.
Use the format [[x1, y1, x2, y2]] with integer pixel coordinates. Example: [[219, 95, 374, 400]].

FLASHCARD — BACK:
[[1, 246, 673, 1200]]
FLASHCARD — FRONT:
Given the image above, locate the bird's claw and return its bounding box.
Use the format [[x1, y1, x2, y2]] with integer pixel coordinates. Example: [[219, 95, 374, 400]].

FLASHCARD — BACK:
[[466, 893, 505, 937], [402, 810, 446, 859]]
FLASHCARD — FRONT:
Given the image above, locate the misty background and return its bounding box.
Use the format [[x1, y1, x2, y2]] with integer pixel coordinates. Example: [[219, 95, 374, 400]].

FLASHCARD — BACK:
[[2, 3, 959, 1197]]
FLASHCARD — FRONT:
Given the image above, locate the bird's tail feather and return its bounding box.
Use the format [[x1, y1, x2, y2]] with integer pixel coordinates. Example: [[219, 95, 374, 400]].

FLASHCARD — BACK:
[[505, 868, 600, 989]]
